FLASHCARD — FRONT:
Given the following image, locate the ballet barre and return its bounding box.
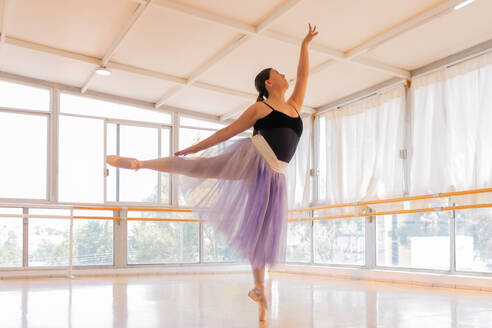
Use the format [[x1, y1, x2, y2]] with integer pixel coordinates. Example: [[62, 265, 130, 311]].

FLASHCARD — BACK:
[[287, 187, 492, 222], [289, 187, 492, 212]]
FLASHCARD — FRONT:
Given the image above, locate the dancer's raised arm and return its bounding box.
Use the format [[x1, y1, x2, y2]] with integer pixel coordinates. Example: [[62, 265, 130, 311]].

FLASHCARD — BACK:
[[175, 102, 262, 156], [287, 23, 318, 112]]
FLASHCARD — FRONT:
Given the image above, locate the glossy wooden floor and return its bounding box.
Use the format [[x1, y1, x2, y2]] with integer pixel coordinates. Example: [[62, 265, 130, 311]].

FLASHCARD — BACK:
[[1, 272, 491, 327]]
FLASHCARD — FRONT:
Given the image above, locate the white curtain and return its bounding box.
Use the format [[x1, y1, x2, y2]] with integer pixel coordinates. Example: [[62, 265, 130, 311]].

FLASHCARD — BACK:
[[318, 86, 406, 206], [409, 51, 492, 201], [286, 114, 313, 211]]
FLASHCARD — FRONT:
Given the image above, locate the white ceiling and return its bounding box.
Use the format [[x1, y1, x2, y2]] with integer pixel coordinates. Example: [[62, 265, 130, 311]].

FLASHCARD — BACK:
[[0, 0, 490, 119]]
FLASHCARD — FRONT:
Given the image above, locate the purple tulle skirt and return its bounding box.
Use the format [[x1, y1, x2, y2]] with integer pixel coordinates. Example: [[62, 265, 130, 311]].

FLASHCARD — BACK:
[[172, 135, 289, 269]]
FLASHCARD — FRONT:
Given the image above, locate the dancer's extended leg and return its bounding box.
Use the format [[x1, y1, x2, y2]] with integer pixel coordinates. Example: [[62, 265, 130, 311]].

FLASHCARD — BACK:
[[141, 153, 237, 179], [107, 153, 239, 179]]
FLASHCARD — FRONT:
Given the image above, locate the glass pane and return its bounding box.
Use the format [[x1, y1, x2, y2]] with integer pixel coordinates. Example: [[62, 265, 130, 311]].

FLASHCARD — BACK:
[[0, 208, 23, 267], [127, 211, 199, 264], [203, 222, 240, 263], [456, 208, 492, 273], [29, 218, 69, 266], [59, 115, 103, 203], [180, 116, 253, 134], [178, 127, 215, 151], [0, 112, 47, 199], [30, 208, 70, 216], [160, 128, 171, 204], [60, 93, 171, 124], [180, 116, 227, 130], [314, 216, 365, 265], [73, 218, 114, 266], [318, 116, 326, 200], [177, 128, 215, 206], [0, 80, 50, 111], [376, 211, 451, 270], [106, 123, 117, 202], [286, 221, 311, 263], [118, 125, 158, 202]]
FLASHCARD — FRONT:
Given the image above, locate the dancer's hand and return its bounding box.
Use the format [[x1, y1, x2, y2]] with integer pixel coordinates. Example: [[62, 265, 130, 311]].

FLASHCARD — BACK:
[[174, 146, 196, 156], [302, 23, 318, 45]]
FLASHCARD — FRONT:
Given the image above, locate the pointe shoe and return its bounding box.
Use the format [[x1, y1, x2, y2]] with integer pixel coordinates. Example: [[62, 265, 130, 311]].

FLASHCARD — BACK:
[[106, 155, 143, 171], [248, 288, 268, 321]]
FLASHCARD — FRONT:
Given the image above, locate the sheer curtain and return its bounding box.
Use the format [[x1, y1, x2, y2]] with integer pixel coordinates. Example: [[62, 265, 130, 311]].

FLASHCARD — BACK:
[[286, 114, 313, 211], [318, 86, 406, 207], [409, 51, 492, 202]]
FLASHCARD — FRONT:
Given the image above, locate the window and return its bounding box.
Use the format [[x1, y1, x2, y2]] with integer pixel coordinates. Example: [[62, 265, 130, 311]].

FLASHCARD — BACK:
[[376, 204, 451, 270], [127, 211, 199, 264], [72, 210, 114, 266], [180, 115, 253, 134], [0, 112, 47, 199], [455, 208, 492, 273], [0, 208, 23, 267], [58, 116, 103, 203], [0, 80, 49, 111], [28, 209, 70, 267], [286, 221, 312, 263], [314, 214, 365, 265], [160, 128, 172, 204], [203, 222, 240, 263], [180, 116, 227, 130], [120, 124, 157, 203], [105, 123, 170, 204], [60, 93, 171, 124]]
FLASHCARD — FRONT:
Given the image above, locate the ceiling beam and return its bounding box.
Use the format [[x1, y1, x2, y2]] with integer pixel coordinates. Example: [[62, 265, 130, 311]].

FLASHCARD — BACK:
[[315, 36, 492, 115], [219, 101, 254, 121], [142, 0, 255, 34], [3, 35, 268, 102], [264, 29, 410, 78], [0, 0, 15, 46], [273, 0, 471, 91], [154, 0, 304, 108], [0, 69, 224, 122], [345, 0, 466, 59], [316, 77, 405, 114], [154, 33, 253, 108], [81, 0, 151, 93], [411, 37, 492, 78], [193, 81, 257, 99], [140, 0, 409, 78], [255, 0, 303, 34]]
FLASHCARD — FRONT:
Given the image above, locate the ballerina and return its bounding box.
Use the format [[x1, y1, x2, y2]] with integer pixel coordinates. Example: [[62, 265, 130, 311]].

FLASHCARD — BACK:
[[106, 23, 318, 321]]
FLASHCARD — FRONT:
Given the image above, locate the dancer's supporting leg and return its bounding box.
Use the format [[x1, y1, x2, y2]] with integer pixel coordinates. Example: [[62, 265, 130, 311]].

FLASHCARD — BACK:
[[250, 260, 265, 291], [248, 254, 268, 321]]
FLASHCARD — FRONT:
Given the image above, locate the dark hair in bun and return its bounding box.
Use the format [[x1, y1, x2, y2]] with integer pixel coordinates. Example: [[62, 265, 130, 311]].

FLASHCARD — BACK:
[[254, 68, 272, 102]]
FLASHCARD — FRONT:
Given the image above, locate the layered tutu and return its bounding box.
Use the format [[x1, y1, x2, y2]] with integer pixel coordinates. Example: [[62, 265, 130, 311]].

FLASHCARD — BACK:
[[171, 134, 289, 269]]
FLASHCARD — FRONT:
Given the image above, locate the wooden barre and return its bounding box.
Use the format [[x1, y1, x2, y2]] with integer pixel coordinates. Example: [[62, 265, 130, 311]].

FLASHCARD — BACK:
[[289, 187, 492, 213]]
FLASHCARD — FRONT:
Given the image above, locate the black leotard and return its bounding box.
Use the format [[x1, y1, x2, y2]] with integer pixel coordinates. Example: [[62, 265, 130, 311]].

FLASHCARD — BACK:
[[253, 101, 303, 162]]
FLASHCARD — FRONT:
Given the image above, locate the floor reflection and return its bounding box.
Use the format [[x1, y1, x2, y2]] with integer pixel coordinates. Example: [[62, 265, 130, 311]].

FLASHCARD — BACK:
[[0, 272, 491, 327]]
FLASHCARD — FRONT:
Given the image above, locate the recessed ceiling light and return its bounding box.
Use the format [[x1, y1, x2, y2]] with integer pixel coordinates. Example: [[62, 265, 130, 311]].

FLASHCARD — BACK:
[[454, 0, 475, 10], [95, 67, 112, 76]]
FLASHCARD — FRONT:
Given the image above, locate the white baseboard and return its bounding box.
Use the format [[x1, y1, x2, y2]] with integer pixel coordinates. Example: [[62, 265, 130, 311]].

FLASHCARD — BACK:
[[3, 263, 491, 293], [270, 264, 492, 292], [0, 264, 251, 280]]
